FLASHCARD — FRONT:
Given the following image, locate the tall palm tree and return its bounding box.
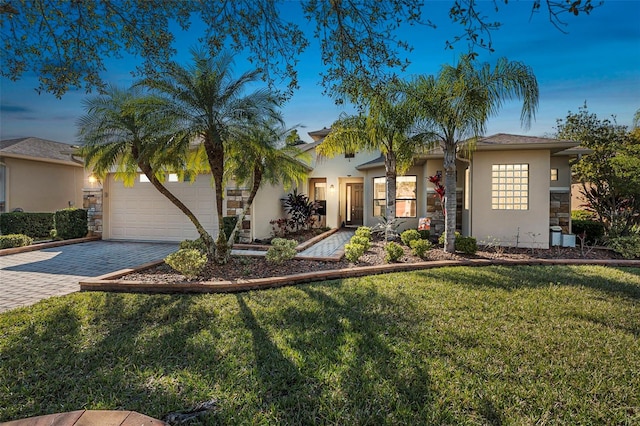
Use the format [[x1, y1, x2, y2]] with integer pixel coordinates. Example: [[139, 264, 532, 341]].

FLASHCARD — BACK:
[[142, 49, 282, 263], [317, 83, 425, 240], [77, 85, 215, 255], [225, 121, 311, 245], [409, 54, 538, 252]]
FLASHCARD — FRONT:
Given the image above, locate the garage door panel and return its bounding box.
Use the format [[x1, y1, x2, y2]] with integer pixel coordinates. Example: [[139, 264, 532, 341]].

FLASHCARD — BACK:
[[108, 176, 218, 242]]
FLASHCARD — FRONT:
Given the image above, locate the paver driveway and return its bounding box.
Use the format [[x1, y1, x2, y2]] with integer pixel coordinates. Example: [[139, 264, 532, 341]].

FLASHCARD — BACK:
[[0, 241, 178, 313]]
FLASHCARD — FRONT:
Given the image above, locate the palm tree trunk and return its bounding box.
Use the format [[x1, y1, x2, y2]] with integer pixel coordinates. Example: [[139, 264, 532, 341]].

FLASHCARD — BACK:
[[384, 152, 397, 241], [204, 132, 229, 263], [443, 142, 457, 253], [228, 165, 263, 246], [139, 163, 214, 258]]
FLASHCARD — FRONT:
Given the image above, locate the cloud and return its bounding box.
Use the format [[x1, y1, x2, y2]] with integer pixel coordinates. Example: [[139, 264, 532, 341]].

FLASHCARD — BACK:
[[0, 104, 34, 114]]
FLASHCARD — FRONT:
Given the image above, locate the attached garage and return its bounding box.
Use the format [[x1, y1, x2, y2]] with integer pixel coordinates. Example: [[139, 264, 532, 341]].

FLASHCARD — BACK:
[[104, 174, 218, 242]]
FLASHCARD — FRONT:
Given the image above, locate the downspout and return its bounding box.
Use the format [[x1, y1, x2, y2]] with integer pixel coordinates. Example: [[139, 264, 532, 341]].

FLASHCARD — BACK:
[[456, 151, 472, 237]]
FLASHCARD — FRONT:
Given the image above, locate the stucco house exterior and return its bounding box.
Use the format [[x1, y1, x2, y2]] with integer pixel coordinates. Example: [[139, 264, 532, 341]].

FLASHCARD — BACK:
[[98, 130, 580, 249], [0, 137, 90, 214]]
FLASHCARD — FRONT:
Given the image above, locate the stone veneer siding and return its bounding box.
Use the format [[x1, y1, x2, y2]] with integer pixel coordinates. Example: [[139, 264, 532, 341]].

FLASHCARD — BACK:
[[550, 190, 571, 233], [83, 188, 103, 236], [426, 190, 463, 236], [226, 188, 252, 243]]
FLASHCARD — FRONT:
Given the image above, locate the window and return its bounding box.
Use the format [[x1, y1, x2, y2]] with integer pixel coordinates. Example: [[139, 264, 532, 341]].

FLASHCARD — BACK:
[[0, 163, 5, 213], [168, 173, 179, 182], [344, 152, 355, 159], [139, 174, 150, 183], [373, 176, 417, 217], [550, 168, 558, 181], [491, 164, 528, 210]]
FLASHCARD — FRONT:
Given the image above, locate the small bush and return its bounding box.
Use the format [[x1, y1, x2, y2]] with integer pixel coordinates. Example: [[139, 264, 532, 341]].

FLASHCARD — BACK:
[[400, 229, 421, 246], [180, 238, 208, 255], [456, 236, 478, 255], [418, 229, 430, 240], [0, 212, 54, 239], [384, 241, 404, 263], [571, 220, 605, 245], [55, 208, 88, 240], [345, 242, 366, 263], [608, 235, 640, 259], [165, 249, 207, 278], [266, 238, 297, 264], [350, 235, 370, 251], [410, 239, 432, 258], [354, 226, 372, 241], [571, 210, 596, 221], [0, 234, 34, 249], [438, 231, 461, 246]]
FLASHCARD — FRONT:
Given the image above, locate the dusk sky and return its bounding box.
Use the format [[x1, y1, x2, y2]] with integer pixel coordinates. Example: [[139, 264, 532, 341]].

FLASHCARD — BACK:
[[1, 1, 639, 144]]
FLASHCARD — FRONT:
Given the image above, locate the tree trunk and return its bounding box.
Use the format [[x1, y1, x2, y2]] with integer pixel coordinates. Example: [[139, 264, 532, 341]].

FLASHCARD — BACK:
[[139, 162, 214, 258], [384, 151, 397, 241], [227, 165, 263, 246], [203, 132, 229, 263], [443, 141, 457, 253]]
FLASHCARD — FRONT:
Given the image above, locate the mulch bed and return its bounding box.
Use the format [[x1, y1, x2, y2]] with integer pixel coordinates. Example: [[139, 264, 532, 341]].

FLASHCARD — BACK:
[[123, 239, 626, 285]]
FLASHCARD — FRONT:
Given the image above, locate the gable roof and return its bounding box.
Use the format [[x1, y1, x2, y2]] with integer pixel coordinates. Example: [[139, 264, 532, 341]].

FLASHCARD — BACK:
[[474, 133, 579, 153], [0, 137, 83, 167]]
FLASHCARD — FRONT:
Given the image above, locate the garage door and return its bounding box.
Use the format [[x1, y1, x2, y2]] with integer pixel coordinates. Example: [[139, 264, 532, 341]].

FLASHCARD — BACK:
[[107, 175, 218, 242]]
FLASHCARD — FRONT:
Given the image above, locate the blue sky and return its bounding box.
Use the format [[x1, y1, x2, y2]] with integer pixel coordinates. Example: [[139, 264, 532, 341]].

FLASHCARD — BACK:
[[1, 1, 639, 144]]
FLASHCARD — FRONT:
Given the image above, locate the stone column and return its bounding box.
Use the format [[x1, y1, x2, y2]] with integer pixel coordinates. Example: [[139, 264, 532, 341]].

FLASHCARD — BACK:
[[226, 188, 252, 243], [83, 188, 103, 237], [549, 190, 571, 234]]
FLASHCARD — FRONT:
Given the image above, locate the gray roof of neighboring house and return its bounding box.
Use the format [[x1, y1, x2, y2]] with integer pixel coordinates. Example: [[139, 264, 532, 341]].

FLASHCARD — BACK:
[[0, 137, 82, 166]]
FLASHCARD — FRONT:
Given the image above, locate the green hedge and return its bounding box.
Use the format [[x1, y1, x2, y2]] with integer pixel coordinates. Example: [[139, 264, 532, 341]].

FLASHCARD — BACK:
[[55, 208, 88, 240], [223, 216, 238, 242], [0, 212, 54, 239], [571, 220, 605, 244], [0, 234, 34, 249]]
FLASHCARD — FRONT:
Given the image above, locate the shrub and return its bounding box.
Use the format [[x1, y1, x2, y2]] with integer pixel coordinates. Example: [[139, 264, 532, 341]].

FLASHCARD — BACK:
[[266, 238, 297, 264], [571, 220, 605, 245], [350, 235, 370, 251], [438, 231, 461, 246], [400, 229, 421, 246], [572, 210, 596, 221], [608, 235, 640, 259], [410, 239, 432, 258], [54, 208, 88, 240], [223, 216, 239, 242], [384, 241, 404, 263], [0, 234, 34, 249], [283, 189, 317, 231], [165, 249, 207, 278], [418, 229, 430, 240], [354, 226, 372, 241], [180, 238, 208, 255], [372, 216, 403, 240], [345, 242, 366, 263], [456, 236, 478, 255], [0, 212, 54, 239]]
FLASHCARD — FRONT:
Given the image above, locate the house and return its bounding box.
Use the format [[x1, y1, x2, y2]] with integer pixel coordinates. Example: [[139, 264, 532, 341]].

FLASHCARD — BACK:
[[0, 137, 90, 214], [98, 130, 580, 249]]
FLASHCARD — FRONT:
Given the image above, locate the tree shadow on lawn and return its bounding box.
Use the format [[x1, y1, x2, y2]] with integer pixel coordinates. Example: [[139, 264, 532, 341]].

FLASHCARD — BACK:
[[417, 265, 640, 300], [0, 293, 227, 422]]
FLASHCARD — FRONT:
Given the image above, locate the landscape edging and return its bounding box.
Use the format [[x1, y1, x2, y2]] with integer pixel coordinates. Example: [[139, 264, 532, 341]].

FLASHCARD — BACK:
[[80, 258, 640, 295]]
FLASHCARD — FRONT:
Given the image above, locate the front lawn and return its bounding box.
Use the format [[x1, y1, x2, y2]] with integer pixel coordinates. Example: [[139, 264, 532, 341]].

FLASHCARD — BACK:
[[1, 265, 638, 424]]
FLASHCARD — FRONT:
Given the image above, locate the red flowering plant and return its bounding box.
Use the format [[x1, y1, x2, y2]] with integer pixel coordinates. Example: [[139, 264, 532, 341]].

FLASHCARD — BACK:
[[429, 172, 446, 217]]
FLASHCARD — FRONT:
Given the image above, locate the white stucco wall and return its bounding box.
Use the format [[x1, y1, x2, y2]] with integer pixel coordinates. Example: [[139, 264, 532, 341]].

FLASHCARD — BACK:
[[251, 183, 288, 240], [471, 150, 550, 248]]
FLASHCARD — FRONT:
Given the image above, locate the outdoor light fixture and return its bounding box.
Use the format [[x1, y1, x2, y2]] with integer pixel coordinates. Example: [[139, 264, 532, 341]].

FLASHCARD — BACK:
[[88, 174, 98, 184], [329, 184, 335, 193]]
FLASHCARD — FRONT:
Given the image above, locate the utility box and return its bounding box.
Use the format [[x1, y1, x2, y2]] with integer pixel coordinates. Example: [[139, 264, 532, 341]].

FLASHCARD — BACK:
[[562, 234, 576, 248], [550, 226, 562, 246]]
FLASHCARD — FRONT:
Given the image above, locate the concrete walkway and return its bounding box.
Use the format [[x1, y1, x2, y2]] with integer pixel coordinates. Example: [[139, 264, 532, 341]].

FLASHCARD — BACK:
[[0, 241, 178, 313]]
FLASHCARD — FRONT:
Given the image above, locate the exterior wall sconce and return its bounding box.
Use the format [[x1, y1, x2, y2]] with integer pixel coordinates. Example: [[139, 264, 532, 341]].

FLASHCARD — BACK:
[[329, 184, 335, 193], [88, 173, 98, 184]]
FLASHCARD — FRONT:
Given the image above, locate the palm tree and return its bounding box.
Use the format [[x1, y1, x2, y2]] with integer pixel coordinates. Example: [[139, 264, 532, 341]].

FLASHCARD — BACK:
[[142, 49, 282, 263], [409, 54, 538, 252], [225, 121, 311, 244], [77, 85, 215, 255], [316, 83, 425, 240]]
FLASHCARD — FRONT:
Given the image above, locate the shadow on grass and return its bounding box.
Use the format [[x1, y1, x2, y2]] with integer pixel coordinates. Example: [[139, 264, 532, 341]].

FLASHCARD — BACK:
[[416, 265, 640, 300]]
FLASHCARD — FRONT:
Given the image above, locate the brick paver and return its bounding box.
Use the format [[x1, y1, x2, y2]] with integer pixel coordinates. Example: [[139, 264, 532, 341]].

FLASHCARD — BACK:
[[0, 241, 178, 313]]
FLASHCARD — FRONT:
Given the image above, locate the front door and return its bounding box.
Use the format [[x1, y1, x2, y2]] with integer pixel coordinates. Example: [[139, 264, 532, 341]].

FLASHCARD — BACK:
[[346, 183, 363, 226]]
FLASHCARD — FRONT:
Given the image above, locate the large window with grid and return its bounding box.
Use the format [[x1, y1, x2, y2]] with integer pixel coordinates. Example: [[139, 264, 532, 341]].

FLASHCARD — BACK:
[[373, 176, 417, 217], [491, 164, 528, 210]]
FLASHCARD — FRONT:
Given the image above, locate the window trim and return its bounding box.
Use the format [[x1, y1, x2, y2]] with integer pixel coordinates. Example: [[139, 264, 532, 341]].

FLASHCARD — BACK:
[[491, 163, 529, 210], [372, 175, 417, 218]]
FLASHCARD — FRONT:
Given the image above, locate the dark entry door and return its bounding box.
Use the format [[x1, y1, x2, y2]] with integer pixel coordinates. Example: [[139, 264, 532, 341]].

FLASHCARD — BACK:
[[346, 183, 363, 226]]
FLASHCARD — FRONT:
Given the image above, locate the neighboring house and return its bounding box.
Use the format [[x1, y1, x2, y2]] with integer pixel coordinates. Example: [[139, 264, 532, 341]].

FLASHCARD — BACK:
[[99, 130, 581, 248], [0, 137, 89, 213]]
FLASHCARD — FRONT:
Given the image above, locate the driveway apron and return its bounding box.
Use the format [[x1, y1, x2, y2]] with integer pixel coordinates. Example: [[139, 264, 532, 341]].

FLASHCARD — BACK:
[[0, 241, 178, 313]]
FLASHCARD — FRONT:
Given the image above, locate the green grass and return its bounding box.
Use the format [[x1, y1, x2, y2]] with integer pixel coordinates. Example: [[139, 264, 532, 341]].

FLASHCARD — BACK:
[[1, 265, 639, 424]]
